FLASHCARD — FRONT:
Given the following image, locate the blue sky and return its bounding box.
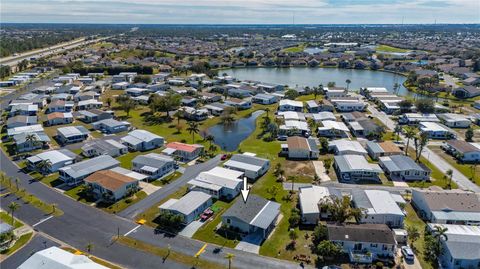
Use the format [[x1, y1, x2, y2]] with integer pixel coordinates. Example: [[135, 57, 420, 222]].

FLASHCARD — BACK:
[[2, 0, 478, 24]]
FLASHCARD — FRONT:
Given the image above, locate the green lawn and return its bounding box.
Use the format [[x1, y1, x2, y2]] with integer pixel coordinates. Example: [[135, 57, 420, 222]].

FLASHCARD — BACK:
[[0, 212, 23, 228], [376, 45, 409, 53], [100, 191, 148, 214], [428, 145, 479, 186], [1, 232, 33, 255], [151, 171, 182, 187], [404, 204, 433, 269], [406, 149, 457, 189], [282, 44, 306, 53], [192, 200, 239, 248]]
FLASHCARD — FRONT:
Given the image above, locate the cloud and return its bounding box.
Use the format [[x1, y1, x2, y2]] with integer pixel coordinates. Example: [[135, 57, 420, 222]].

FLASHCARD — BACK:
[[1, 0, 478, 24]]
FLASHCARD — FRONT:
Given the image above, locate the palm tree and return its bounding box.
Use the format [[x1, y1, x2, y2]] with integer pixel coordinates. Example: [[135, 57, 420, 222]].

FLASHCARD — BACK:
[[15, 178, 19, 191], [345, 79, 351, 91], [36, 159, 52, 174], [186, 121, 199, 144], [86, 242, 94, 254], [225, 253, 235, 269], [394, 124, 402, 142], [265, 107, 271, 118], [25, 133, 38, 148], [205, 135, 214, 149], [403, 126, 417, 155], [51, 203, 58, 214], [446, 169, 453, 189], [432, 225, 448, 257], [8, 202, 20, 226]]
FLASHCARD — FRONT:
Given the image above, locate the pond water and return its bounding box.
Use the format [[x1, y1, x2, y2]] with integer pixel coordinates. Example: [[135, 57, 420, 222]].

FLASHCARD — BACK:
[[206, 110, 264, 151], [304, 47, 327, 54], [224, 67, 412, 96]]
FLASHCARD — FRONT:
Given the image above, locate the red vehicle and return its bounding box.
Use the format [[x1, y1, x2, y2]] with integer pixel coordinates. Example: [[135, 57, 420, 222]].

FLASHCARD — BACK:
[[221, 154, 228, 161], [200, 208, 214, 221]]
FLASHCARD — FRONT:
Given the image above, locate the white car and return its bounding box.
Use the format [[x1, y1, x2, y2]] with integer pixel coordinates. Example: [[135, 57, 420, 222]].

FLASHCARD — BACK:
[[401, 246, 414, 261]]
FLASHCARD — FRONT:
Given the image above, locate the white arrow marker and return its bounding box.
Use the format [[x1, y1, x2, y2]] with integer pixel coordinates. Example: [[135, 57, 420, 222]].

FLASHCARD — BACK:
[[241, 176, 250, 203]]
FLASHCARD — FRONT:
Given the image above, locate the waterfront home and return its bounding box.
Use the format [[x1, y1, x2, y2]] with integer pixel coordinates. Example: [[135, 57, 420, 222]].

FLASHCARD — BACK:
[[379, 155, 431, 181], [92, 119, 130, 134], [180, 106, 209, 121], [280, 136, 319, 159], [159, 191, 212, 225], [324, 87, 348, 99], [298, 186, 343, 224], [327, 224, 396, 264], [317, 120, 350, 138], [399, 113, 440, 124], [18, 247, 109, 269], [222, 195, 280, 239], [334, 155, 382, 183], [412, 188, 480, 225], [279, 120, 310, 136], [224, 98, 252, 110], [132, 153, 175, 180], [27, 149, 76, 173], [329, 139, 368, 156], [419, 122, 456, 139], [164, 142, 204, 162], [441, 140, 480, 163], [438, 113, 471, 128], [13, 132, 50, 153], [278, 111, 306, 122], [45, 112, 73, 126], [426, 224, 480, 269], [352, 189, 405, 228], [84, 170, 139, 202], [59, 155, 120, 185], [198, 92, 222, 103], [366, 141, 403, 160], [452, 86, 480, 99], [204, 102, 229, 116], [81, 139, 128, 158], [77, 99, 103, 110], [278, 99, 303, 112], [57, 126, 90, 144], [121, 130, 164, 151], [330, 97, 366, 112], [188, 167, 243, 200], [360, 87, 389, 98], [252, 93, 278, 104], [6, 115, 37, 128], [223, 153, 270, 180]]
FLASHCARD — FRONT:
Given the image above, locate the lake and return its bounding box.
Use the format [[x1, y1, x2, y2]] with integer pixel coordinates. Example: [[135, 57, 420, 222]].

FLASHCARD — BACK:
[[225, 67, 413, 97], [206, 110, 264, 151]]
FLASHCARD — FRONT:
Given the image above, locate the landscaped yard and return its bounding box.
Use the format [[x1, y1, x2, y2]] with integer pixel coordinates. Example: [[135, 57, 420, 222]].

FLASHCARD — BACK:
[[0, 211, 23, 228], [151, 171, 182, 187], [404, 203, 433, 269], [428, 145, 479, 186], [1, 232, 33, 255]]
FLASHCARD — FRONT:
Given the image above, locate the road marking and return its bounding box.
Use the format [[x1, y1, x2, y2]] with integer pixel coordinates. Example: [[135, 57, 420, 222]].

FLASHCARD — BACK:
[[195, 243, 208, 257], [32, 215, 54, 227], [124, 225, 141, 236]]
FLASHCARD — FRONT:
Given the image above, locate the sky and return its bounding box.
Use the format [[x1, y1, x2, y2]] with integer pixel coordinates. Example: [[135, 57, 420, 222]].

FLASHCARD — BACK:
[[1, 0, 479, 24]]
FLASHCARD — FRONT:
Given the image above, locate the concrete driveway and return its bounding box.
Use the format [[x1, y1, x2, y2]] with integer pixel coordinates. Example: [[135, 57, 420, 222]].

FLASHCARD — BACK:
[[312, 161, 331, 182], [235, 233, 263, 254], [178, 220, 204, 238], [397, 248, 422, 269]]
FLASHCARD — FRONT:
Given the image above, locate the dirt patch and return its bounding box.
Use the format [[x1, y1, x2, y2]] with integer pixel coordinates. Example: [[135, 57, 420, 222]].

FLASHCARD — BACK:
[[284, 160, 316, 180]]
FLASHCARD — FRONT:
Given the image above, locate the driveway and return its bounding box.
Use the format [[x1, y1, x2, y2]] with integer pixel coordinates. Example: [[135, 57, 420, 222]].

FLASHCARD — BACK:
[[397, 248, 422, 269], [178, 220, 204, 238], [312, 161, 331, 182], [235, 233, 263, 254]]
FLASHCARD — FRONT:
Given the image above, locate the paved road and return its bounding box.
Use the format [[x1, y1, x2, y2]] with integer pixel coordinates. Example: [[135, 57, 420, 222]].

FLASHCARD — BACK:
[[0, 233, 59, 268], [368, 105, 480, 193], [117, 155, 222, 219]]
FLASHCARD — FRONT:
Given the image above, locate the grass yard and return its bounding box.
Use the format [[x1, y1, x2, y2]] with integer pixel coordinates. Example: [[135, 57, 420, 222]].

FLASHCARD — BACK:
[[282, 44, 306, 53], [192, 200, 240, 248], [1, 232, 33, 255], [0, 212, 23, 228], [428, 145, 480, 186], [404, 204, 433, 269], [100, 191, 148, 214], [64, 185, 97, 204], [116, 148, 163, 169], [376, 45, 409, 53], [151, 171, 182, 187]]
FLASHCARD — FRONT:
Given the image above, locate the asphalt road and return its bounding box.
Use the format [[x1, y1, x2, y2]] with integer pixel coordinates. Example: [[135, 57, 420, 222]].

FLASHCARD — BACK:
[[0, 233, 59, 268], [117, 154, 222, 219]]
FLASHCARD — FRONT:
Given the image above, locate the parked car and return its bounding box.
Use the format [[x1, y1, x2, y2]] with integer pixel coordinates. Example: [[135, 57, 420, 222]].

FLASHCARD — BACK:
[[200, 208, 214, 221], [277, 135, 288, 141], [221, 154, 228, 161], [401, 246, 414, 261]]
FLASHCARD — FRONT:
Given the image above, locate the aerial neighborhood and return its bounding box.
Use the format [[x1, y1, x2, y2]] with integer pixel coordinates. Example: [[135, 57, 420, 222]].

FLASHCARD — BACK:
[[0, 23, 479, 269]]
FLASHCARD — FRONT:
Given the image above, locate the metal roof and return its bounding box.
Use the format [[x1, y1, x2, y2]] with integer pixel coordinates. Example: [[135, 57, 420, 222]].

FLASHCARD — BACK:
[[159, 191, 212, 216], [57, 126, 90, 138], [223, 195, 280, 230], [379, 155, 425, 172], [27, 149, 76, 165], [334, 155, 382, 173], [59, 155, 119, 179], [132, 153, 173, 169]]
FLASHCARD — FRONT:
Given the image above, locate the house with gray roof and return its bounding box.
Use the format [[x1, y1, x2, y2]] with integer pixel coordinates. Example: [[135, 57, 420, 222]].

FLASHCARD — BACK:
[[132, 153, 174, 180], [452, 86, 480, 99], [120, 129, 164, 151], [188, 167, 243, 200], [59, 155, 120, 185], [92, 119, 130, 134], [366, 141, 403, 160], [159, 191, 212, 225], [252, 93, 278, 105], [352, 189, 405, 228], [412, 188, 480, 225], [223, 153, 270, 180], [76, 109, 113, 123], [9, 103, 38, 117], [57, 126, 90, 144], [298, 186, 343, 224], [13, 131, 51, 153], [379, 155, 431, 181], [334, 155, 382, 183], [6, 115, 37, 129], [327, 224, 397, 263], [222, 195, 280, 239], [81, 139, 128, 158], [27, 149, 77, 173]]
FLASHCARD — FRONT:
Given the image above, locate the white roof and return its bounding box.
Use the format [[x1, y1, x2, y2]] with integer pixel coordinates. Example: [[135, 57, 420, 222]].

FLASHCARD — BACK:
[[438, 113, 470, 122], [419, 121, 449, 132], [318, 120, 350, 132], [27, 149, 76, 165], [329, 139, 367, 155], [365, 87, 389, 93], [121, 129, 163, 145], [190, 167, 243, 190], [278, 111, 306, 121], [18, 246, 108, 269], [159, 191, 211, 216], [78, 99, 102, 106], [279, 99, 303, 107], [364, 190, 404, 216], [299, 186, 331, 215], [312, 112, 336, 121], [282, 120, 310, 131], [7, 124, 44, 136]]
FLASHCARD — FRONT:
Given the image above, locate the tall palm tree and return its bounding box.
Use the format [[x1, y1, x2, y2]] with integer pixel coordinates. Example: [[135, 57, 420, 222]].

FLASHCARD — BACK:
[[186, 121, 199, 144], [36, 159, 52, 174], [403, 126, 417, 155], [225, 253, 235, 269], [432, 225, 448, 258], [205, 135, 215, 149], [394, 124, 402, 142], [8, 202, 20, 226], [345, 79, 351, 91], [446, 169, 453, 189], [25, 133, 38, 147], [265, 107, 271, 118]]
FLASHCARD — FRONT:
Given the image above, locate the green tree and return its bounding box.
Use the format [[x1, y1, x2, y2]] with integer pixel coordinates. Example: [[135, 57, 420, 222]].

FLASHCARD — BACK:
[[225, 253, 235, 269], [266, 185, 279, 200], [323, 196, 364, 223], [8, 202, 20, 226], [284, 89, 299, 100], [288, 208, 301, 228], [446, 169, 453, 189], [406, 225, 420, 245], [465, 128, 474, 142], [186, 121, 200, 144], [220, 107, 237, 126], [413, 131, 429, 162], [345, 79, 351, 90], [415, 99, 435, 114], [394, 124, 402, 142], [36, 159, 52, 174], [316, 240, 342, 260], [319, 137, 329, 153], [86, 242, 94, 254], [403, 126, 418, 155], [327, 81, 336, 87], [323, 158, 332, 174]]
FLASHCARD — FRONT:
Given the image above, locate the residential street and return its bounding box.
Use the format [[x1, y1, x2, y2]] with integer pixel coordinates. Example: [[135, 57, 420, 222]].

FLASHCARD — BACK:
[[368, 105, 480, 193], [0, 234, 59, 268]]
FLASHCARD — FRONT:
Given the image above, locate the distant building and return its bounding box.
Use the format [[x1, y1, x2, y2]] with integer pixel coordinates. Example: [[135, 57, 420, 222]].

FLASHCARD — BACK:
[[163, 142, 204, 162]]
